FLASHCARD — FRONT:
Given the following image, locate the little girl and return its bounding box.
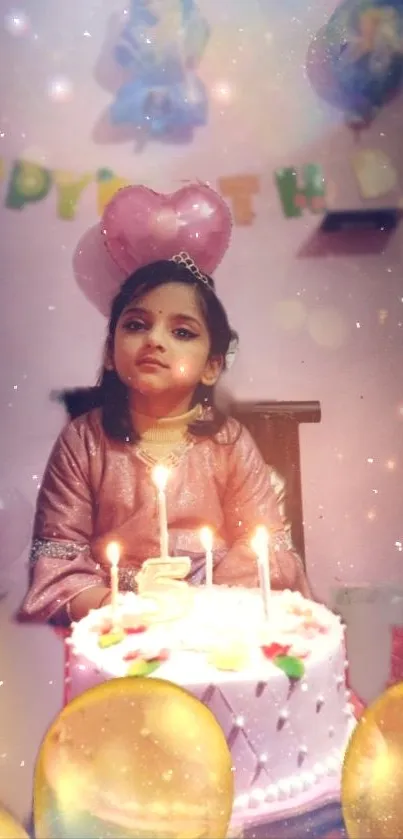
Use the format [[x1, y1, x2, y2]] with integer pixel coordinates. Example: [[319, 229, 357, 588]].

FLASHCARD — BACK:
[[20, 255, 311, 625]]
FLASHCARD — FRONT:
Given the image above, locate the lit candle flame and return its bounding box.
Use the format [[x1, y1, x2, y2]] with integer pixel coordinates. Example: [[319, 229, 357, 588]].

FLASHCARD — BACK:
[[106, 541, 120, 567], [152, 464, 170, 492], [251, 525, 269, 554], [200, 526, 213, 551]]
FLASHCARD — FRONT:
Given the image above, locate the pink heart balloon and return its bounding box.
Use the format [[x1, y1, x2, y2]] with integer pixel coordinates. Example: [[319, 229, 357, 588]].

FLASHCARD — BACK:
[[74, 224, 125, 317], [101, 183, 232, 277]]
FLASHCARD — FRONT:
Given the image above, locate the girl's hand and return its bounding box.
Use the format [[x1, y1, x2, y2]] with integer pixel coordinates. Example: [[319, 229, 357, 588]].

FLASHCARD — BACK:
[[67, 586, 111, 622], [269, 550, 297, 590], [213, 548, 258, 588], [270, 549, 312, 597]]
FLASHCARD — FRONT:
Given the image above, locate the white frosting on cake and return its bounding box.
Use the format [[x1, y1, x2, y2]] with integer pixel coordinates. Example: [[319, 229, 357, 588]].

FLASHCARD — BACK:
[[67, 587, 355, 822]]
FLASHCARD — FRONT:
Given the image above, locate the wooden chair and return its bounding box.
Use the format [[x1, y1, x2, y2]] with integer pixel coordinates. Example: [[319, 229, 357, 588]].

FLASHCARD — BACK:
[[234, 400, 322, 566]]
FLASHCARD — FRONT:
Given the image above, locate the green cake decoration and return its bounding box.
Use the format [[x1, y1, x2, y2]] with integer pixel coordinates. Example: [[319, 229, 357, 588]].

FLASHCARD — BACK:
[[126, 658, 162, 678], [274, 655, 305, 680]]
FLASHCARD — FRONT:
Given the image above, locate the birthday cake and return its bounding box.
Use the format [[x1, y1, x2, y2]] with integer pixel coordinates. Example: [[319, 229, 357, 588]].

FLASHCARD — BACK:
[[67, 583, 355, 828]]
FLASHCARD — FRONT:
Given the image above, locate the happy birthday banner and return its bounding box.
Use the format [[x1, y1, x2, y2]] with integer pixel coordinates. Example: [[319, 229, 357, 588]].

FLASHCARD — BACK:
[[0, 158, 328, 223]]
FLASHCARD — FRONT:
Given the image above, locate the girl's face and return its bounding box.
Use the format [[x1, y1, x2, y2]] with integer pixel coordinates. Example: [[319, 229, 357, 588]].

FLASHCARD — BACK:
[[110, 282, 221, 409]]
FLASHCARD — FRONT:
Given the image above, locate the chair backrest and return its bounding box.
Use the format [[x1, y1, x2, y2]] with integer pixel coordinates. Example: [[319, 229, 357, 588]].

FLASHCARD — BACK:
[[233, 401, 321, 567]]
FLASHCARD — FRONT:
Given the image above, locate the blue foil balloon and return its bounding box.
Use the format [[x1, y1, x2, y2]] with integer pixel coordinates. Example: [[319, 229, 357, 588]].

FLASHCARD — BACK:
[[110, 67, 208, 137], [307, 0, 403, 124], [110, 0, 210, 139]]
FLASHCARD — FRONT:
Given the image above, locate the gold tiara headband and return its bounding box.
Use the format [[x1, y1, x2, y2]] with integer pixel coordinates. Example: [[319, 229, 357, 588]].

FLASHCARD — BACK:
[[170, 252, 212, 288]]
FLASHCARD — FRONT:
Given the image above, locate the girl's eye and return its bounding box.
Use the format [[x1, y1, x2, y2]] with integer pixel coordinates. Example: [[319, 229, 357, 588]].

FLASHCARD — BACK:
[[174, 327, 198, 340], [123, 320, 147, 332]]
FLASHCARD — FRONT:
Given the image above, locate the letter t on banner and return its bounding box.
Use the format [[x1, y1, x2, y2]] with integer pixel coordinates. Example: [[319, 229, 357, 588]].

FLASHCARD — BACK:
[[218, 175, 260, 225]]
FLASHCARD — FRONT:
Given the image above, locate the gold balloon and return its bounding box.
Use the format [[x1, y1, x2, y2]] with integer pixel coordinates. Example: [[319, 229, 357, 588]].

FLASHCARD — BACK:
[[34, 677, 234, 839], [0, 805, 29, 839], [342, 682, 403, 839]]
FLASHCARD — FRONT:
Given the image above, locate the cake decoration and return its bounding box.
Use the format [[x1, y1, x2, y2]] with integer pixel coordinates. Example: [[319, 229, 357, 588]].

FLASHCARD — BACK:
[[298, 746, 308, 767], [97, 630, 124, 648], [303, 617, 328, 634], [260, 638, 306, 680], [278, 779, 292, 799], [326, 755, 339, 775], [261, 643, 305, 682], [250, 789, 266, 807], [277, 709, 289, 731], [302, 771, 316, 790], [210, 641, 250, 672], [274, 654, 305, 681], [123, 650, 140, 662], [124, 623, 148, 635], [261, 642, 291, 659], [126, 658, 162, 677], [313, 762, 326, 779], [265, 785, 279, 803]]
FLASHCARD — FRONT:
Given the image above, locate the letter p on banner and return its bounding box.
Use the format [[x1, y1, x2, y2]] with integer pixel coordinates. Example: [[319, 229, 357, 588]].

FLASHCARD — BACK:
[[6, 160, 52, 210]]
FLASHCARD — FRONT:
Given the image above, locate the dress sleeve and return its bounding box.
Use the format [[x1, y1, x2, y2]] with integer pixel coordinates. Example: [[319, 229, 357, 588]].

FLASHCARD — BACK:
[[214, 424, 310, 593], [19, 420, 105, 624]]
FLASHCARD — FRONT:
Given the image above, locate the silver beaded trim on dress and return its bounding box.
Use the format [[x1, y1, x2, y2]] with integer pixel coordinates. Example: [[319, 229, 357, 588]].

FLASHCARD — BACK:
[[29, 538, 90, 566], [272, 529, 294, 553], [118, 567, 138, 592]]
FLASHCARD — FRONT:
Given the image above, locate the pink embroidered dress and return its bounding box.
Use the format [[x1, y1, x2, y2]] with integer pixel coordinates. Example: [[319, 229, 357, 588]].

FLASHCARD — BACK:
[[20, 406, 306, 624]]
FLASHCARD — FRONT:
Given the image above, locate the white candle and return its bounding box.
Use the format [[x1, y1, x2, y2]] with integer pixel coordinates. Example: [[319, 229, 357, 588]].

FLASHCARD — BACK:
[[152, 465, 170, 559], [106, 541, 120, 624], [251, 526, 271, 622], [200, 526, 214, 587]]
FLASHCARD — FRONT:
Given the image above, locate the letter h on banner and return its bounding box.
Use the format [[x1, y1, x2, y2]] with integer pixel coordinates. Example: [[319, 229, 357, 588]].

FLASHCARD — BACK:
[[275, 164, 326, 219]]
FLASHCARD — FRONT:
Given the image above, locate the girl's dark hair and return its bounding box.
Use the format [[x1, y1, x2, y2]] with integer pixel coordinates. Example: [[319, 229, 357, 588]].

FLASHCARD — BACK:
[[56, 260, 238, 442]]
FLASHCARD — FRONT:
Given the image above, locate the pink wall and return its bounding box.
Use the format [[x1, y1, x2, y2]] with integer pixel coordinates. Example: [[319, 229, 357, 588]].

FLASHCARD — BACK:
[[0, 0, 403, 821]]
